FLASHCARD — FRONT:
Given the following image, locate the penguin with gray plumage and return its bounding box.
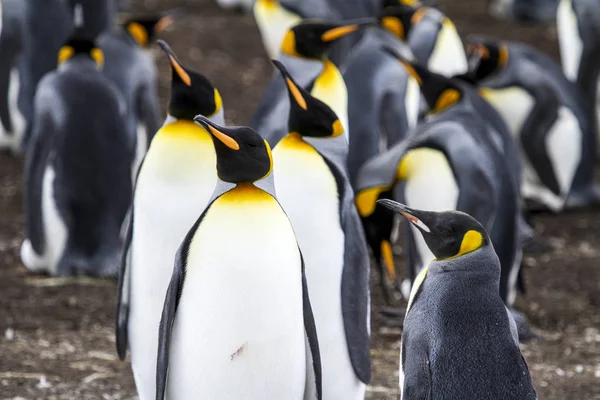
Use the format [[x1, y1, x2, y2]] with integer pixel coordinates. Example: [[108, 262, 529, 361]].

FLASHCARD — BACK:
[[0, 0, 27, 153], [116, 40, 225, 400], [20, 9, 131, 277], [156, 117, 321, 400], [465, 35, 600, 212], [271, 60, 370, 399], [354, 53, 535, 340], [378, 3, 468, 77], [557, 0, 600, 150], [250, 19, 374, 147], [98, 10, 179, 181], [489, 0, 558, 22], [377, 200, 538, 400]]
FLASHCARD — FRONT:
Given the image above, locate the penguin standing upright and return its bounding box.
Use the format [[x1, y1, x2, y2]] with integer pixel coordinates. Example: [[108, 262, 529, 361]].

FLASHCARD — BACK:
[[466, 36, 599, 211], [20, 12, 131, 277], [250, 19, 374, 147], [115, 40, 224, 400], [156, 118, 322, 400], [272, 60, 371, 399], [98, 11, 177, 181], [557, 0, 600, 150], [378, 4, 467, 77], [378, 200, 537, 400]]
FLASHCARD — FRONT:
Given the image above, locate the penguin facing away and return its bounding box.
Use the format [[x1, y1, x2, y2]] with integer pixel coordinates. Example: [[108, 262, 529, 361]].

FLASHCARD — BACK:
[[272, 60, 371, 399], [466, 36, 599, 211], [377, 200, 537, 400], [156, 117, 322, 400], [378, 4, 468, 77], [20, 23, 132, 277], [116, 40, 224, 400], [250, 19, 374, 147], [98, 10, 178, 182], [0, 0, 27, 153]]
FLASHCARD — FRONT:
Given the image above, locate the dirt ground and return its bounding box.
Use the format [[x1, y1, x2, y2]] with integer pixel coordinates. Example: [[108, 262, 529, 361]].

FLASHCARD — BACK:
[[1, 0, 599, 399]]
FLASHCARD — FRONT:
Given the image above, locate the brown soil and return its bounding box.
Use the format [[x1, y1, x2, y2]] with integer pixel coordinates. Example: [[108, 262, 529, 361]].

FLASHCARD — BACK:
[[1, 0, 599, 399]]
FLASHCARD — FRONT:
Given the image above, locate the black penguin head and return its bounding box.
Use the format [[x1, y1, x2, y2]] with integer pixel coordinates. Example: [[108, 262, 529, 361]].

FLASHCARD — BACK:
[[378, 199, 488, 260], [382, 0, 423, 8], [378, 4, 429, 40], [193, 116, 273, 184], [272, 59, 344, 138], [382, 45, 462, 114], [281, 19, 375, 59], [58, 30, 104, 68], [123, 15, 173, 47], [465, 36, 510, 82], [158, 40, 223, 121]]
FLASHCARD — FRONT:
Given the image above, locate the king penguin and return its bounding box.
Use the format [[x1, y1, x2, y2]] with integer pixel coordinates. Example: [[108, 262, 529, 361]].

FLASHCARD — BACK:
[[466, 35, 599, 211], [0, 0, 27, 153], [156, 117, 322, 400], [250, 19, 374, 147], [98, 10, 178, 182], [489, 0, 558, 22], [20, 10, 131, 277], [557, 0, 600, 152], [272, 60, 371, 399], [378, 4, 468, 77], [377, 200, 537, 400], [115, 40, 224, 400]]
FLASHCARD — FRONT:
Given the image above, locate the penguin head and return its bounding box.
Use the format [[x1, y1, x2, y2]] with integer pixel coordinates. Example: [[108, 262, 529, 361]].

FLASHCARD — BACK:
[[272, 59, 344, 138], [382, 0, 423, 8], [123, 12, 177, 48], [378, 4, 429, 41], [158, 40, 223, 121], [465, 36, 510, 82], [378, 199, 489, 260], [58, 30, 105, 68], [194, 116, 273, 184], [281, 19, 375, 59], [382, 45, 462, 114]]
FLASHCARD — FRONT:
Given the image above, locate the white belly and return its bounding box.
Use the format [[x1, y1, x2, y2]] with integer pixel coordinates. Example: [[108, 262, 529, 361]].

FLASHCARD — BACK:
[[405, 76, 421, 129], [0, 68, 26, 152], [167, 191, 306, 399], [427, 22, 468, 77], [128, 133, 217, 400], [273, 142, 365, 399], [41, 165, 68, 275], [310, 63, 350, 144], [557, 0, 582, 81]]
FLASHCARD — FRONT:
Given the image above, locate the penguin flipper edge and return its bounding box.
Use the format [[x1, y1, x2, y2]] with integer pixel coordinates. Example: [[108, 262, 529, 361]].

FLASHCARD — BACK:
[[300, 251, 322, 400], [116, 204, 134, 361]]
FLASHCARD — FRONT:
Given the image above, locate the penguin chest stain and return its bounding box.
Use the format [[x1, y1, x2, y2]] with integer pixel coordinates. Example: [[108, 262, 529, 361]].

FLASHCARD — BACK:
[[311, 60, 350, 136], [398, 148, 459, 268], [167, 185, 306, 398]]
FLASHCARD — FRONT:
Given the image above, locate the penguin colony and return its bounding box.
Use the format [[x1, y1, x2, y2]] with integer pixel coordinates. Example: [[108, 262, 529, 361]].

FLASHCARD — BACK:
[[2, 0, 598, 398]]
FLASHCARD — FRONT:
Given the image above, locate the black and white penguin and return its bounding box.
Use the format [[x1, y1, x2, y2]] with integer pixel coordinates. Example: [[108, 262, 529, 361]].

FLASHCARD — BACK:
[[156, 118, 322, 400]]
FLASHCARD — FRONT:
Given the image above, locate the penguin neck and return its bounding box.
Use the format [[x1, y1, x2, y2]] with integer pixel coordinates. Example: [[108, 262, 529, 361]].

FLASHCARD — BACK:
[[279, 53, 325, 83], [429, 244, 500, 276], [211, 175, 277, 202]]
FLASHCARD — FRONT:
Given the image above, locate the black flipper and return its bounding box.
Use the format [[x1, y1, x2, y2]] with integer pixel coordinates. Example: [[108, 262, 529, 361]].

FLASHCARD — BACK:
[[115, 201, 134, 361], [520, 85, 561, 196], [300, 251, 322, 400], [0, 20, 21, 133], [401, 337, 432, 400]]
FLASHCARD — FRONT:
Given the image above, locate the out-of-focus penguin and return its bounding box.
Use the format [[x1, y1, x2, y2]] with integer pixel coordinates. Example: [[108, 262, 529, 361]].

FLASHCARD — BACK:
[[98, 11, 177, 181], [466, 36, 599, 211], [557, 0, 600, 149], [489, 0, 558, 22], [250, 19, 373, 147], [272, 60, 371, 399], [20, 22, 131, 277], [156, 118, 322, 400], [377, 200, 537, 400], [116, 40, 224, 400], [378, 4, 468, 77], [217, 0, 256, 13], [0, 0, 26, 152]]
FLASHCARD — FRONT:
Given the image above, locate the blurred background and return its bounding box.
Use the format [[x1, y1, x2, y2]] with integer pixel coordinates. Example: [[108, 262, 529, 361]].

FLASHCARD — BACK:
[[0, 0, 598, 398]]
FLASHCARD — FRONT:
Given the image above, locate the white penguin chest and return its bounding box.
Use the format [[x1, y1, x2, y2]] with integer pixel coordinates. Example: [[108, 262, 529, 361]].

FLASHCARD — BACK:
[[481, 87, 534, 138], [557, 0, 583, 82], [167, 186, 306, 399], [311, 61, 350, 141], [427, 22, 468, 77]]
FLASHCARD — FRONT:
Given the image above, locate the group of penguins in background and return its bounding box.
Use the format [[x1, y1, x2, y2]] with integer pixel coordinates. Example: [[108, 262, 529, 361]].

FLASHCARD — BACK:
[[2, 0, 600, 398]]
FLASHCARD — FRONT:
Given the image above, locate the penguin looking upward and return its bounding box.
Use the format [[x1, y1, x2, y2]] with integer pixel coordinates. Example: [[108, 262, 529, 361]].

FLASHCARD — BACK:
[[378, 4, 467, 76], [98, 9, 180, 182], [156, 118, 322, 400], [21, 19, 132, 277], [272, 60, 371, 399], [377, 200, 537, 400], [249, 18, 375, 147], [466, 35, 599, 211], [115, 40, 224, 400]]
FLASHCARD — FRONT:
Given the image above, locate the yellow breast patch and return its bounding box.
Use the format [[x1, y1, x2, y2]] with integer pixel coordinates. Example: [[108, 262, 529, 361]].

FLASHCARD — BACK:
[[217, 184, 275, 205], [397, 148, 448, 181]]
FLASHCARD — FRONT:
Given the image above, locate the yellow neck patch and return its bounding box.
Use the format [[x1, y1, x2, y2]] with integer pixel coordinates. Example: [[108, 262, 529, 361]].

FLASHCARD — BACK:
[[381, 16, 405, 40], [439, 229, 484, 261], [58, 46, 75, 65], [260, 139, 274, 180], [433, 88, 460, 113], [411, 7, 429, 25], [355, 185, 390, 217], [280, 30, 300, 57], [498, 44, 509, 67], [128, 22, 149, 47], [91, 48, 104, 68], [332, 119, 344, 137], [213, 89, 223, 115]]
